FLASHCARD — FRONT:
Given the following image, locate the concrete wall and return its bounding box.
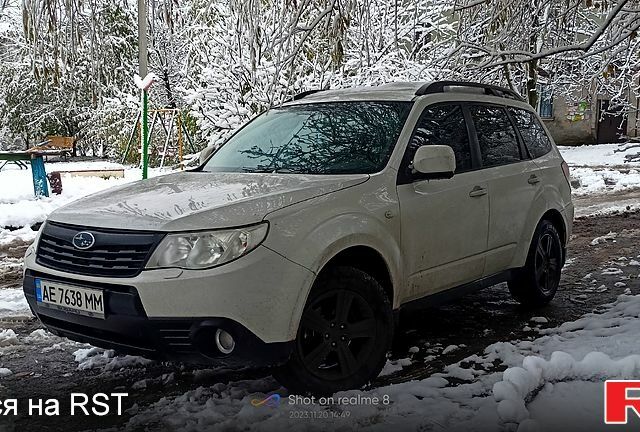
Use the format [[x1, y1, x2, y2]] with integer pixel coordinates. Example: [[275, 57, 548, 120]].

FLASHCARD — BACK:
[[542, 96, 597, 146], [545, 87, 640, 145]]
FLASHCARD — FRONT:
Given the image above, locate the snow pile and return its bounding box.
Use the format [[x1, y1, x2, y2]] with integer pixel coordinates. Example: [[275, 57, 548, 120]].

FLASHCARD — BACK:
[[379, 357, 412, 376], [0, 226, 37, 246], [442, 344, 461, 354], [492, 293, 640, 430], [590, 231, 617, 245], [24, 329, 51, 343], [123, 293, 640, 431], [73, 347, 153, 371], [0, 289, 30, 318], [569, 167, 640, 197], [0, 329, 19, 346], [495, 351, 640, 429]]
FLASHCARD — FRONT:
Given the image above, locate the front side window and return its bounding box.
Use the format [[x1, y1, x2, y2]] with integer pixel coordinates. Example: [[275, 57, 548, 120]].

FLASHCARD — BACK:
[[202, 102, 412, 175], [406, 104, 472, 173], [469, 105, 521, 168], [509, 108, 552, 158]]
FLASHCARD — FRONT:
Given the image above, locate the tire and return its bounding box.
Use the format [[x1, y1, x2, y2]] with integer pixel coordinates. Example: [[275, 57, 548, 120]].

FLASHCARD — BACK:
[[274, 266, 393, 396], [508, 219, 563, 308]]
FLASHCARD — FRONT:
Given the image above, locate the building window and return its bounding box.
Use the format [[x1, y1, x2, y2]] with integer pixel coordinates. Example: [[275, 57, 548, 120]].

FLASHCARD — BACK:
[[538, 85, 554, 119]]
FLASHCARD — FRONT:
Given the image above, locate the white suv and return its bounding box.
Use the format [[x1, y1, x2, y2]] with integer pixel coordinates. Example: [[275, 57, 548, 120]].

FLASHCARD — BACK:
[[23, 81, 573, 395]]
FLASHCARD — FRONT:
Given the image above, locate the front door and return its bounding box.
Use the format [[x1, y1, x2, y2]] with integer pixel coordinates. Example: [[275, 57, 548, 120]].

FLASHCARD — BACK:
[[597, 99, 628, 144], [397, 104, 489, 300]]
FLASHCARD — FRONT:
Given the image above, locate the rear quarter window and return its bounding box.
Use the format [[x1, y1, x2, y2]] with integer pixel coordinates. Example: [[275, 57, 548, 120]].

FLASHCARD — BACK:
[[509, 108, 553, 158]]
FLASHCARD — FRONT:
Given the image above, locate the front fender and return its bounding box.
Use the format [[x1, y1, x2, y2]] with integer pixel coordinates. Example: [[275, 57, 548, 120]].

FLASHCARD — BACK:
[[262, 174, 402, 336]]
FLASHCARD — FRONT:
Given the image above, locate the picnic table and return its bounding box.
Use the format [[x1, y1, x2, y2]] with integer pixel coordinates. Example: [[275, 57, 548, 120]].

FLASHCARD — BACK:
[[0, 150, 65, 198], [0, 137, 76, 198], [0, 151, 31, 170]]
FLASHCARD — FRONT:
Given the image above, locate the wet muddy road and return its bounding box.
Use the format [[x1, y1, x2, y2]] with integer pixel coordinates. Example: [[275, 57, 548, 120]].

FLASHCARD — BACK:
[[0, 212, 638, 431]]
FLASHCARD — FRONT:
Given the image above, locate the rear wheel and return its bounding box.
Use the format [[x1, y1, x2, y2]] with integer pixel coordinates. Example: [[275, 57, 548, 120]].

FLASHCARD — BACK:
[[274, 266, 393, 396], [508, 220, 563, 307]]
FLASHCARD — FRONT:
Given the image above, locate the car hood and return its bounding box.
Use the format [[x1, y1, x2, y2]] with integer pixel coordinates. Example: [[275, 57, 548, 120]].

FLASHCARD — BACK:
[[47, 171, 369, 231]]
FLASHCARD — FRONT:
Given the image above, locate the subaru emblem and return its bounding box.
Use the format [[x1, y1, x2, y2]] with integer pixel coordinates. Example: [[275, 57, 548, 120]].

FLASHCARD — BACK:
[[72, 231, 95, 250]]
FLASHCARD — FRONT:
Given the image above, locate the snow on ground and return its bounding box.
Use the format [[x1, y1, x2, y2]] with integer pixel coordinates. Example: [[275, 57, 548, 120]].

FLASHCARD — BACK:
[[0, 329, 19, 346], [379, 357, 412, 376], [0, 161, 172, 229], [0, 225, 37, 246], [73, 347, 154, 371], [558, 143, 636, 166], [569, 166, 640, 197], [0, 288, 30, 318], [118, 292, 640, 431], [558, 144, 640, 198]]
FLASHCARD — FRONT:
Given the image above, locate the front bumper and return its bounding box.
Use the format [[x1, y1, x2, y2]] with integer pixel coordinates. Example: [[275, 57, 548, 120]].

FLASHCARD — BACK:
[[23, 244, 315, 365]]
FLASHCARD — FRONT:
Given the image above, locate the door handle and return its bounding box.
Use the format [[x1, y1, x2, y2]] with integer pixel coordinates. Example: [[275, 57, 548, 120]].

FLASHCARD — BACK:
[[469, 186, 488, 197], [528, 174, 541, 185]]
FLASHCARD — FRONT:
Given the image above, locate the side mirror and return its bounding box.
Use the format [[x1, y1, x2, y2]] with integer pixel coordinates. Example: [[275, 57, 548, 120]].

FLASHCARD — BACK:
[[412, 145, 456, 179], [199, 145, 215, 165]]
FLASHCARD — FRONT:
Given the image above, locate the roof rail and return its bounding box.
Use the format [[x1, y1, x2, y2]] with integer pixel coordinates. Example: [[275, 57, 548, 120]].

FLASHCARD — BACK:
[[291, 89, 325, 101], [415, 81, 524, 102]]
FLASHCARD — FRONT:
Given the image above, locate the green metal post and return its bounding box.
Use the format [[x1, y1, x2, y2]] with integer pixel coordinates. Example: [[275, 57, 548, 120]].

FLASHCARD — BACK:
[[142, 89, 149, 179]]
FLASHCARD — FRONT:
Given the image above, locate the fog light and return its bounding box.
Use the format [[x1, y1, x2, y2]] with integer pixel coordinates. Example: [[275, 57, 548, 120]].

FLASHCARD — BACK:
[[215, 329, 235, 354]]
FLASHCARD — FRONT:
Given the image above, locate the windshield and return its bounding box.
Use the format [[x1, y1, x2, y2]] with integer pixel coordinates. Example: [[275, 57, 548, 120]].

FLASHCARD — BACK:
[[202, 101, 412, 174]]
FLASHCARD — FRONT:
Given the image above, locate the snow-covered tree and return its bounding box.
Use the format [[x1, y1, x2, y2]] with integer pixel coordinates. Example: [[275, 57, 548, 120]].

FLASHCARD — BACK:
[[446, 0, 640, 109], [0, 0, 137, 155]]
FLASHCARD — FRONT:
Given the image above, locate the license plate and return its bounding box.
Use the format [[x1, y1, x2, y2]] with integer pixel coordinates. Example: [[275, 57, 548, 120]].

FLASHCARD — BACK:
[[35, 278, 105, 319]]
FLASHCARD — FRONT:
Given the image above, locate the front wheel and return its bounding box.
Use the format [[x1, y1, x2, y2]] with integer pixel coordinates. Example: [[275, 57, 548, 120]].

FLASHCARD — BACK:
[[508, 220, 563, 307], [274, 266, 393, 396]]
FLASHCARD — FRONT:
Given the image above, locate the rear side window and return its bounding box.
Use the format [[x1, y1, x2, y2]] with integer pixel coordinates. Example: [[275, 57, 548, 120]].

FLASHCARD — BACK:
[[407, 104, 472, 172], [509, 108, 553, 158], [469, 105, 521, 168]]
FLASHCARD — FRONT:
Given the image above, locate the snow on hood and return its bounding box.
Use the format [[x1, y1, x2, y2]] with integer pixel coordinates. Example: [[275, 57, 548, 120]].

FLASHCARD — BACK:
[[47, 171, 368, 231]]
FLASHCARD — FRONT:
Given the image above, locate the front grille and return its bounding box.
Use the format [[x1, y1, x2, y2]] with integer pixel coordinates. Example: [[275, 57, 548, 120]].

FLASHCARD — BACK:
[[36, 221, 164, 277]]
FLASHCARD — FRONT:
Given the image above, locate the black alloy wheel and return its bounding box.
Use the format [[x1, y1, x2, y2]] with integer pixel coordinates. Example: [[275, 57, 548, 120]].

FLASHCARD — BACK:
[[508, 219, 563, 307], [274, 266, 393, 395], [534, 231, 562, 295], [298, 288, 377, 380]]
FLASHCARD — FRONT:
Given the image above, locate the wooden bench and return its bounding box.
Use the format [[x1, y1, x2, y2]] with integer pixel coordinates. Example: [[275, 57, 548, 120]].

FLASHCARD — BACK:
[[30, 136, 76, 160]]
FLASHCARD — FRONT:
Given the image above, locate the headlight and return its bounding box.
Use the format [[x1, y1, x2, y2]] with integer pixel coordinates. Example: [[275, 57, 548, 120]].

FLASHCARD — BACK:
[[146, 223, 268, 270]]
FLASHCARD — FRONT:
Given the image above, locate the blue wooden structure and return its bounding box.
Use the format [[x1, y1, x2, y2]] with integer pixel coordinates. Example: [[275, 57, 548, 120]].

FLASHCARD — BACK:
[[31, 155, 49, 198], [0, 151, 49, 198]]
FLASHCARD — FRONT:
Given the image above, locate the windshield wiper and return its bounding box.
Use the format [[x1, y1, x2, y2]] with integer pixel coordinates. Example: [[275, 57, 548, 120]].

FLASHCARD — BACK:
[[241, 167, 305, 174], [241, 167, 275, 173]]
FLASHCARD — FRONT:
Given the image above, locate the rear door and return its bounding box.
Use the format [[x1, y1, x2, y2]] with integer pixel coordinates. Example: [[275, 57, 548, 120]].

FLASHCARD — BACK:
[[509, 107, 572, 220], [397, 103, 489, 300], [466, 104, 540, 276]]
